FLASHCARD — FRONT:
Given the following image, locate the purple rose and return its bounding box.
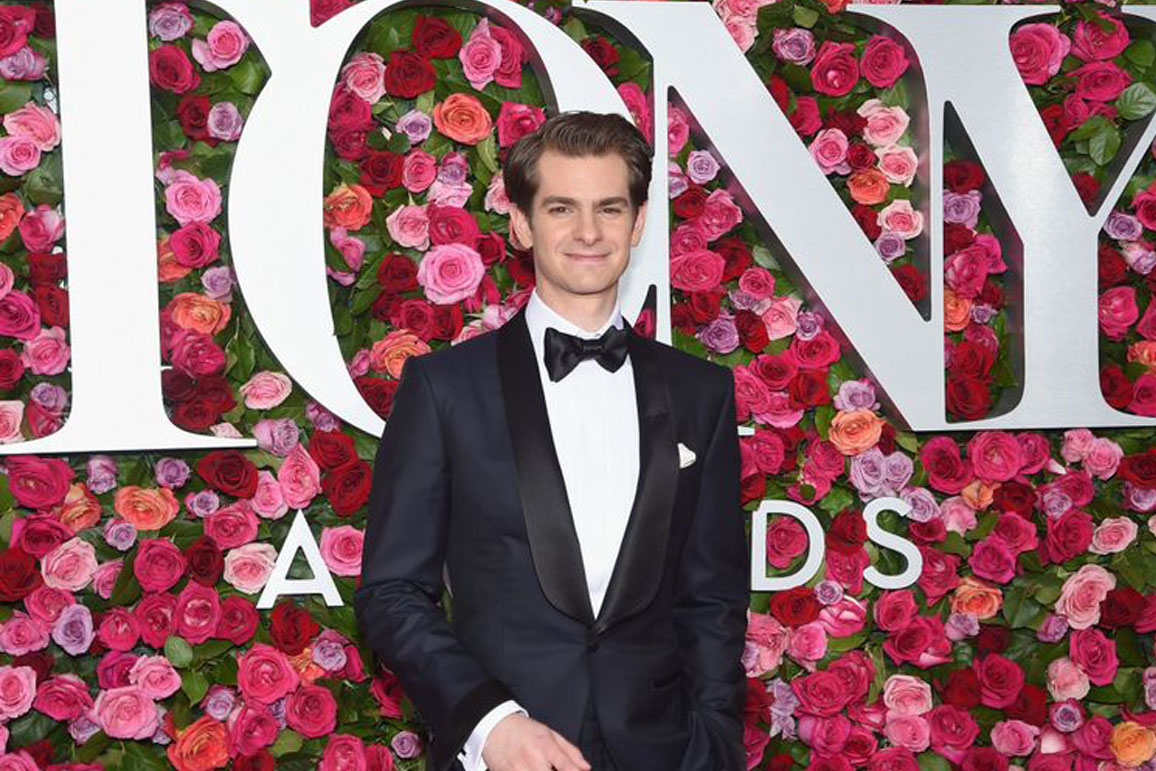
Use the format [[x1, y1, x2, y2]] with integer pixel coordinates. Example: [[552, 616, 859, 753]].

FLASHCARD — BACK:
[[850, 448, 887, 498], [795, 311, 823, 341], [254, 418, 300, 457], [437, 151, 470, 185], [30, 383, 67, 413], [154, 457, 190, 489], [945, 612, 978, 641], [1036, 613, 1069, 643], [900, 486, 940, 523], [51, 603, 93, 655], [201, 265, 234, 301], [69, 715, 101, 744], [814, 580, 844, 606], [148, 2, 194, 41], [883, 452, 914, 492], [686, 150, 720, 185], [392, 730, 424, 759], [0, 47, 47, 80], [103, 518, 137, 552], [1105, 211, 1143, 242], [669, 161, 688, 199], [943, 190, 982, 229], [1050, 699, 1084, 733], [201, 685, 236, 721], [311, 630, 349, 672], [207, 102, 244, 142], [306, 400, 340, 432], [1125, 482, 1156, 513], [772, 28, 816, 65], [698, 314, 740, 354], [86, 455, 118, 495], [834, 379, 879, 412], [184, 489, 220, 518], [396, 109, 432, 144], [875, 231, 907, 263]]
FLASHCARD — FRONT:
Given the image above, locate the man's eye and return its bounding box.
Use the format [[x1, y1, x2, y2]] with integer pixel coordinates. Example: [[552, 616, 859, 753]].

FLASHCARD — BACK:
[[602, 207, 623, 215], [549, 206, 569, 214]]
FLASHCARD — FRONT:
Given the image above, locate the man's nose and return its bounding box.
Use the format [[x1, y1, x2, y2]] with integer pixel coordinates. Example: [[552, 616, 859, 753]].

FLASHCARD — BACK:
[[573, 208, 600, 244]]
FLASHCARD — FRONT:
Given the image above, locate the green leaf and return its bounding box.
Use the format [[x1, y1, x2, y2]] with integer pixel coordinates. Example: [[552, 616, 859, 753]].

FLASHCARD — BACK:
[[228, 58, 267, 95], [477, 133, 498, 174], [1126, 39, 1156, 68], [561, 17, 587, 43], [918, 752, 952, 771], [818, 486, 853, 516], [6, 709, 54, 748], [1118, 82, 1156, 121], [165, 636, 194, 668], [269, 729, 304, 757], [814, 404, 835, 439], [0, 83, 31, 114], [791, 5, 820, 28], [180, 669, 209, 705], [0, 511, 13, 549], [1088, 122, 1122, 166]]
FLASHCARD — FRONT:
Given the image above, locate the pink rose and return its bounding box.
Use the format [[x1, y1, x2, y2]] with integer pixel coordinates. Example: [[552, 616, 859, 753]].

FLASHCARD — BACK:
[[810, 41, 859, 97], [230, 703, 279, 756], [92, 685, 158, 739], [18, 204, 62, 251], [668, 106, 690, 156], [417, 242, 485, 304], [191, 20, 249, 72], [31, 674, 91, 721], [878, 199, 923, 240], [967, 431, 1023, 482], [798, 714, 852, 755], [883, 674, 933, 716], [809, 128, 849, 175], [134, 538, 186, 593], [1046, 657, 1090, 701], [883, 714, 930, 752], [817, 597, 867, 637], [945, 245, 990, 299], [223, 543, 277, 594], [250, 469, 288, 520], [743, 611, 790, 676], [874, 590, 918, 632], [1056, 564, 1116, 629], [670, 249, 725, 292], [0, 612, 48, 656], [762, 295, 802, 340], [787, 621, 828, 667], [858, 100, 909, 147], [861, 35, 909, 88], [165, 171, 222, 226], [0, 135, 39, 176], [1072, 61, 1131, 103], [320, 525, 364, 577], [1089, 516, 1137, 555], [738, 267, 775, 299], [0, 402, 21, 444], [204, 501, 259, 549], [0, 666, 34, 721], [128, 655, 181, 699], [322, 735, 368, 771], [1084, 437, 1123, 480], [670, 221, 709, 257], [927, 704, 979, 761], [41, 537, 97, 592], [991, 719, 1039, 757], [239, 371, 292, 409], [617, 82, 652, 143], [1062, 428, 1095, 463], [1072, 12, 1130, 62], [97, 607, 141, 652], [402, 150, 437, 193], [285, 683, 338, 738], [1069, 628, 1118, 686], [765, 515, 808, 568], [458, 19, 502, 90], [340, 52, 386, 104], [278, 443, 321, 509], [496, 101, 545, 149], [237, 642, 300, 704], [20, 326, 68, 375], [697, 188, 743, 240], [877, 145, 918, 186], [1010, 23, 1071, 85], [3, 102, 59, 152], [386, 203, 430, 250]]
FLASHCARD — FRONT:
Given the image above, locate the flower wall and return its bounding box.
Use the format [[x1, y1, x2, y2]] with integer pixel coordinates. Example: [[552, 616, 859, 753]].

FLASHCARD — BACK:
[[3, 0, 1156, 770]]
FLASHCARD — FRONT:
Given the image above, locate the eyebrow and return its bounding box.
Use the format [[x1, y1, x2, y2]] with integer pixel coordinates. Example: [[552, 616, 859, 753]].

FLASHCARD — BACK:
[[539, 195, 630, 208]]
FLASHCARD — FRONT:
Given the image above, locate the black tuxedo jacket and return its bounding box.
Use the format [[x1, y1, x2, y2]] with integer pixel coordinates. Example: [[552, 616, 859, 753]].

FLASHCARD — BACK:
[[354, 303, 749, 771]]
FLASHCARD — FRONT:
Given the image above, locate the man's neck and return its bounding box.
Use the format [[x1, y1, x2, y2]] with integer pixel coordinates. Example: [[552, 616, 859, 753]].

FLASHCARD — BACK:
[[534, 284, 619, 333]]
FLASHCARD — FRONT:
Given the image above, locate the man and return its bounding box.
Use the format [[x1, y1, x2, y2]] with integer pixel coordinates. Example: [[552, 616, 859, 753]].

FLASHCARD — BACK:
[[355, 110, 748, 771]]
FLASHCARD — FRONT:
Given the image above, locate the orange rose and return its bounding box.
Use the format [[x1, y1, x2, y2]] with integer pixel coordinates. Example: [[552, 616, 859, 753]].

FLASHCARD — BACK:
[[848, 168, 890, 205], [52, 483, 101, 534], [166, 716, 229, 771], [944, 288, 971, 333], [1111, 722, 1156, 768], [828, 409, 884, 455], [168, 292, 231, 335], [433, 93, 493, 145], [0, 192, 23, 241], [113, 486, 179, 531], [369, 330, 431, 379], [157, 236, 191, 283], [1129, 341, 1156, 373], [323, 183, 373, 231], [290, 645, 326, 684], [961, 479, 995, 511], [950, 575, 1002, 620]]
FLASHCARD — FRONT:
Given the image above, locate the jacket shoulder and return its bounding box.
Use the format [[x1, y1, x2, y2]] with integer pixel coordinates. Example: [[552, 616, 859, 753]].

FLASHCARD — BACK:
[[406, 326, 499, 384], [643, 335, 734, 392]]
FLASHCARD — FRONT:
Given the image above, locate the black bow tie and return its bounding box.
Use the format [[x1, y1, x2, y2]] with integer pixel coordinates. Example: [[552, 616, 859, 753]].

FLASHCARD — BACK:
[[544, 324, 630, 382]]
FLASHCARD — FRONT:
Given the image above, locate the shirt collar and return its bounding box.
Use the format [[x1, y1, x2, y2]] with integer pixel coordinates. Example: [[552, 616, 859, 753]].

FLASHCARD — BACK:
[[525, 286, 624, 359]]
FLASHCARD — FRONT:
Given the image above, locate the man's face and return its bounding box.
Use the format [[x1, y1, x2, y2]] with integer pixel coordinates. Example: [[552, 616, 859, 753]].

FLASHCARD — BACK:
[[509, 149, 648, 304]]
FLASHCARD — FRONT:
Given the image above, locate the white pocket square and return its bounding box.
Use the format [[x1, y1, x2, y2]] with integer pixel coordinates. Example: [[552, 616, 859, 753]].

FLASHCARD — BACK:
[[677, 442, 696, 469]]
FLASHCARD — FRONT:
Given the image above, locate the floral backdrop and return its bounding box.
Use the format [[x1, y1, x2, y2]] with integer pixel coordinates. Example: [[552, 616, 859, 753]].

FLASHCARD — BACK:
[[3, 0, 1156, 769]]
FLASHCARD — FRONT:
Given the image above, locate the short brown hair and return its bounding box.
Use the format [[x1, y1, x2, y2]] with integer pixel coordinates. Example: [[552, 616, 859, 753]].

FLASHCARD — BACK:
[[503, 110, 653, 215]]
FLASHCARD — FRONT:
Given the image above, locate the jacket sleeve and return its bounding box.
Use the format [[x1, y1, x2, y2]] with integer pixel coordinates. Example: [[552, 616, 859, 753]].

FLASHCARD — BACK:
[[354, 355, 515, 771], [672, 366, 749, 771]]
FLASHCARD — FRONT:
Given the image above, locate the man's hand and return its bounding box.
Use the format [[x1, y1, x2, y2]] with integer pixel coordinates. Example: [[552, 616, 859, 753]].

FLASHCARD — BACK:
[[481, 713, 591, 771]]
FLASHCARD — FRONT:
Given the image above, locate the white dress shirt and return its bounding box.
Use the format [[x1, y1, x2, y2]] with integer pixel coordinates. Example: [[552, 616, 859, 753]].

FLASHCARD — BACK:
[[458, 287, 641, 771]]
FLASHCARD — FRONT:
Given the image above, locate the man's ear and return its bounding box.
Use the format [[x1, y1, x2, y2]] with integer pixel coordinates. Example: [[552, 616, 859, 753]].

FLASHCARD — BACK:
[[509, 203, 533, 251], [630, 200, 648, 247]]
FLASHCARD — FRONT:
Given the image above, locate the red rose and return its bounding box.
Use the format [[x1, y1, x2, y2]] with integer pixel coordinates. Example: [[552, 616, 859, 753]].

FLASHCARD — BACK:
[[1101, 365, 1133, 409], [824, 107, 866, 137], [736, 310, 770, 354], [919, 437, 972, 494], [322, 460, 372, 517], [0, 349, 25, 390], [476, 232, 506, 267], [917, 547, 960, 605], [311, 0, 353, 26], [162, 368, 197, 403], [32, 285, 66, 327], [412, 15, 461, 59], [308, 429, 357, 471], [170, 222, 221, 269], [973, 653, 1023, 709], [1129, 373, 1156, 416], [1073, 172, 1099, 204], [355, 375, 398, 418], [892, 263, 925, 304], [852, 204, 882, 240], [0, 5, 35, 58], [581, 36, 620, 76], [1004, 684, 1047, 726], [427, 204, 480, 248], [26, 252, 66, 284], [184, 536, 224, 586], [947, 340, 994, 380], [358, 150, 403, 196], [992, 481, 1034, 517], [882, 616, 949, 668], [790, 330, 841, 370], [810, 41, 859, 97], [328, 86, 372, 131], [792, 670, 849, 716], [788, 370, 830, 409], [789, 96, 822, 137], [383, 50, 436, 99], [329, 125, 368, 162], [430, 303, 464, 340], [716, 238, 752, 281], [376, 253, 420, 293], [177, 94, 213, 143], [768, 586, 820, 627], [1069, 628, 1117, 686], [7, 456, 73, 509], [1072, 61, 1131, 102], [860, 36, 909, 88], [197, 375, 237, 413], [1099, 245, 1127, 287], [215, 595, 259, 645], [962, 747, 1009, 771], [946, 375, 991, 421], [1120, 448, 1156, 488], [767, 75, 789, 111], [196, 450, 259, 499], [975, 625, 1010, 654], [270, 601, 319, 655], [490, 24, 525, 89], [873, 590, 917, 632], [30, 3, 51, 39], [234, 751, 275, 771], [0, 547, 42, 601], [149, 45, 200, 94], [1043, 508, 1093, 564], [846, 141, 876, 171], [1100, 586, 1144, 628], [907, 517, 945, 545], [673, 185, 708, 219], [938, 667, 981, 709], [943, 160, 986, 193], [496, 102, 545, 149], [944, 223, 976, 254], [135, 592, 178, 648]]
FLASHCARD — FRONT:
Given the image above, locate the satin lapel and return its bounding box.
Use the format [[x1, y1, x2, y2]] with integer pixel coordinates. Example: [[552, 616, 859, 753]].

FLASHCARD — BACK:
[[593, 322, 678, 635], [497, 307, 596, 626]]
